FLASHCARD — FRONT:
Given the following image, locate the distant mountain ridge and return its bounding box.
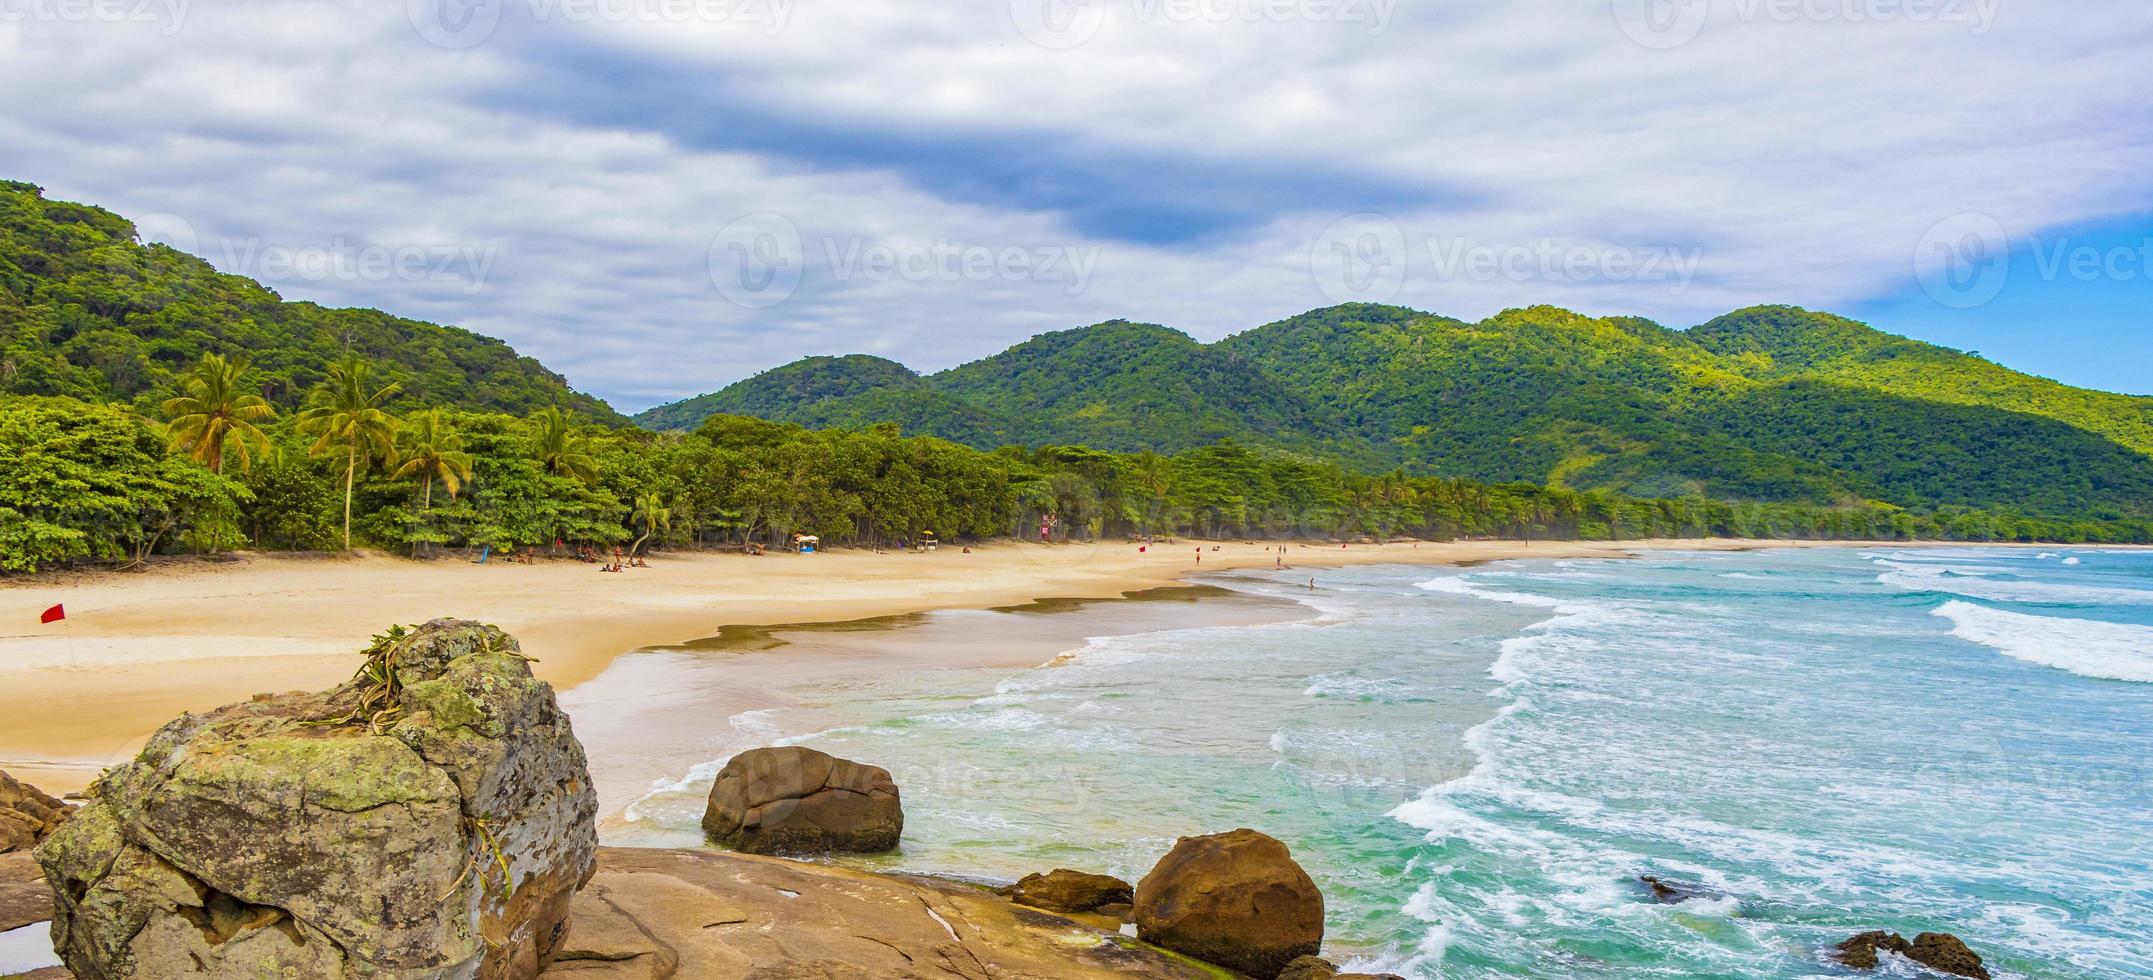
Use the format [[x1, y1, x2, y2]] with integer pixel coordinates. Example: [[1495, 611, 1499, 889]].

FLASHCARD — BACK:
[[636, 303, 2153, 520], [0, 180, 621, 422]]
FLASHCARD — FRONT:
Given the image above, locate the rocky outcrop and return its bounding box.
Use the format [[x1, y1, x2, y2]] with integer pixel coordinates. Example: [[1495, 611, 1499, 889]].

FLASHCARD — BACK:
[[999, 869, 1134, 914], [546, 847, 1224, 979], [1276, 954, 1406, 980], [1638, 875, 1705, 904], [1, 770, 67, 853], [1834, 930, 1991, 979], [34, 619, 599, 979], [1908, 933, 1991, 979], [700, 746, 901, 855], [1133, 829, 1325, 980]]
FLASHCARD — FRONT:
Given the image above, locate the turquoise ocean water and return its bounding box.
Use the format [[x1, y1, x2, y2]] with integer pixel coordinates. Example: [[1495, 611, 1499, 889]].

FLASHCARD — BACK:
[[623, 547, 2153, 978]]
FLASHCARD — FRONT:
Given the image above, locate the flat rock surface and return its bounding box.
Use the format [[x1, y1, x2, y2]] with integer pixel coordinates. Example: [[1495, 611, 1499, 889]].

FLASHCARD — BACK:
[[547, 848, 1229, 979], [0, 851, 52, 932]]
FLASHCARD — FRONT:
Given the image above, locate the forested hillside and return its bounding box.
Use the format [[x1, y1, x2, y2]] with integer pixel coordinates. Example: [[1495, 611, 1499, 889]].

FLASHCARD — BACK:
[[639, 303, 2153, 521], [4, 179, 2148, 576], [0, 180, 621, 422]]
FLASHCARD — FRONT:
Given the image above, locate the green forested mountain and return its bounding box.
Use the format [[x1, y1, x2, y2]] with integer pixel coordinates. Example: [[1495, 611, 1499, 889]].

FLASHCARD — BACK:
[[3, 182, 2148, 574], [0, 180, 621, 422], [637, 303, 2153, 520]]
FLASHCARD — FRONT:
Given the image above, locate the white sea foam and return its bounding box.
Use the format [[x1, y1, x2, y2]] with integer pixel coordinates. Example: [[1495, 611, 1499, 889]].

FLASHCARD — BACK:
[[1876, 561, 2151, 606], [1303, 673, 1418, 700], [1936, 601, 2153, 682], [1417, 575, 1568, 608], [2062, 556, 2083, 565]]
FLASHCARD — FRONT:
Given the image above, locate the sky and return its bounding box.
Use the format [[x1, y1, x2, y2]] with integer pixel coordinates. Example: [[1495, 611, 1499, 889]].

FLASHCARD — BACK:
[[2, 0, 2148, 410]]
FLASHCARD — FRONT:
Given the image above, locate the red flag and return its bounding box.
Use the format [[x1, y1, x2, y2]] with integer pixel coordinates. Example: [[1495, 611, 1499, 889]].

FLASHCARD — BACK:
[[40, 603, 64, 624]]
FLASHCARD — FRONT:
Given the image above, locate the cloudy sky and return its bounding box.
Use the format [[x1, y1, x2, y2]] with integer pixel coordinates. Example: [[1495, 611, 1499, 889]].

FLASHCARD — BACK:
[[3, 0, 2148, 409]]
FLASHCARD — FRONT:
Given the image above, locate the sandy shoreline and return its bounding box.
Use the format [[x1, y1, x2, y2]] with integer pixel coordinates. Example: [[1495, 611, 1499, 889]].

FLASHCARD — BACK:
[[0, 537, 2019, 797]]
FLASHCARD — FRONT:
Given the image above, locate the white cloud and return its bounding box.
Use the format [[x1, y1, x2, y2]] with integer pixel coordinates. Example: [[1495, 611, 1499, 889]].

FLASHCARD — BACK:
[[2, 0, 2148, 408]]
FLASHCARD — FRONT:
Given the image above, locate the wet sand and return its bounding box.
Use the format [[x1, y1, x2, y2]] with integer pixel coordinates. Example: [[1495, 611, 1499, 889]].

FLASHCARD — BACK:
[[0, 537, 1926, 794], [565, 583, 1304, 829]]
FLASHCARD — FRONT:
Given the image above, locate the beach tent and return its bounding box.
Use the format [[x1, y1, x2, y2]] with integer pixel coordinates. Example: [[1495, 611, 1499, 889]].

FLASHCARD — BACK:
[[797, 534, 820, 554]]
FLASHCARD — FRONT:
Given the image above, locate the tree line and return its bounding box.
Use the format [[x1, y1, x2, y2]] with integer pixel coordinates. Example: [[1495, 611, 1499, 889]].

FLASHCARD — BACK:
[[3, 352, 2148, 574]]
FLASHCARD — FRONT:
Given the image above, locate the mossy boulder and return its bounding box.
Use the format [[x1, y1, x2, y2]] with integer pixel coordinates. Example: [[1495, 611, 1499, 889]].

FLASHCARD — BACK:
[[34, 619, 598, 979]]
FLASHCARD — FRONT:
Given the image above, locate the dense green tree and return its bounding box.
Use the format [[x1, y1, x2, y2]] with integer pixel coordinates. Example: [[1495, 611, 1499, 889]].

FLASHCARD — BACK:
[[530, 406, 599, 485], [297, 355, 401, 549], [160, 353, 276, 474]]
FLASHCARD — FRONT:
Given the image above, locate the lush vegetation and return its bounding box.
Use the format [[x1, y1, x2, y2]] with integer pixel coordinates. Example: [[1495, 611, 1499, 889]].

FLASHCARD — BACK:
[[640, 304, 2153, 522], [6, 355, 2149, 573], [0, 180, 621, 422], [4, 181, 2148, 574]]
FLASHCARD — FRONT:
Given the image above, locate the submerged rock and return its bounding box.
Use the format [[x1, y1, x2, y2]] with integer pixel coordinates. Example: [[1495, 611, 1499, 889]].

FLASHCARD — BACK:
[[1132, 828, 1324, 980], [548, 846, 1222, 978], [999, 868, 1134, 913], [35, 619, 599, 979], [1834, 930, 1990, 979], [1834, 930, 1912, 969], [0, 770, 67, 853], [700, 746, 901, 855], [1638, 874, 1715, 905], [1909, 932, 1992, 979]]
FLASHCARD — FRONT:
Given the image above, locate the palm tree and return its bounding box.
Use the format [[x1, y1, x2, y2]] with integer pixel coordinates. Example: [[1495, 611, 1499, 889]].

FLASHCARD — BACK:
[[390, 409, 474, 557], [629, 492, 671, 557], [297, 355, 400, 550], [389, 409, 474, 511], [161, 353, 276, 474], [529, 406, 598, 485]]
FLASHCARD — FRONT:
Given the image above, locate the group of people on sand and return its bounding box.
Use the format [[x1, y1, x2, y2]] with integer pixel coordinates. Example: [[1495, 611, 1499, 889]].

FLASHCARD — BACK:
[[576, 545, 647, 573]]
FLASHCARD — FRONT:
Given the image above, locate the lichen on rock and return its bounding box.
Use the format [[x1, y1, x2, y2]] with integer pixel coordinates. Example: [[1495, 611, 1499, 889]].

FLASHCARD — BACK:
[[34, 619, 598, 979]]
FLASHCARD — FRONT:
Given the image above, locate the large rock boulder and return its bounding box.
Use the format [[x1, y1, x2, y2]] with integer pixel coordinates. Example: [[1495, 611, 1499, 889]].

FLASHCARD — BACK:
[[700, 746, 900, 855], [35, 619, 599, 979], [1000, 869, 1133, 914], [1, 769, 67, 853], [1132, 828, 1325, 980], [1833, 930, 1990, 978]]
